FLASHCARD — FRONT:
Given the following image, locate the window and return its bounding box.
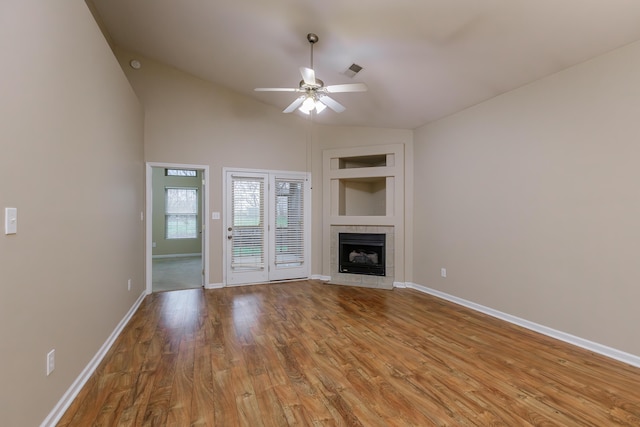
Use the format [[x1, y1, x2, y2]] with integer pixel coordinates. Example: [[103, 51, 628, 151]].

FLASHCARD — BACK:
[[232, 179, 263, 227], [166, 169, 197, 177], [165, 187, 198, 239], [274, 178, 304, 267], [230, 176, 265, 270]]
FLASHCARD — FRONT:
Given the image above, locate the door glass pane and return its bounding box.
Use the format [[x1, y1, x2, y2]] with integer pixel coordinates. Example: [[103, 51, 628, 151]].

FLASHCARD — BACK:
[[231, 177, 265, 271], [274, 179, 304, 267]]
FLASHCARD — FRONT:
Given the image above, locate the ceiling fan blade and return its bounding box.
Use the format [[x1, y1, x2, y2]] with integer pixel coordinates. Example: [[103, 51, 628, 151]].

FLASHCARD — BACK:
[[318, 96, 346, 113], [325, 83, 368, 93], [300, 67, 316, 85], [283, 96, 305, 113], [255, 88, 298, 92]]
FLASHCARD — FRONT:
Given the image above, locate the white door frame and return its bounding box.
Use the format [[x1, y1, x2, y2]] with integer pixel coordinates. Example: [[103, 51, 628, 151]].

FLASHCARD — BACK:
[[223, 167, 311, 286], [224, 171, 270, 286], [145, 162, 210, 294]]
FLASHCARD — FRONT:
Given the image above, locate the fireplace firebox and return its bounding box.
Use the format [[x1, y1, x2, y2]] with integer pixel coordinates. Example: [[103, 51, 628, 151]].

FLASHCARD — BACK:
[[338, 233, 385, 276]]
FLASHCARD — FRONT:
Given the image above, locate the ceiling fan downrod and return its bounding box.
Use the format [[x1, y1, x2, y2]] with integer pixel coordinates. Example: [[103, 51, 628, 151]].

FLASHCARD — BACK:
[[307, 33, 318, 69]]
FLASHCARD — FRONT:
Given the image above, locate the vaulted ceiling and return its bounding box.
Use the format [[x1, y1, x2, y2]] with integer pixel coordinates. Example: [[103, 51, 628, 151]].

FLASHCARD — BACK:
[[90, 0, 640, 129]]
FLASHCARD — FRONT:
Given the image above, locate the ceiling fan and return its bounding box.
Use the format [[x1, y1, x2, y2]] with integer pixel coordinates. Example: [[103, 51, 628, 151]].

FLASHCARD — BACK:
[[255, 33, 367, 115]]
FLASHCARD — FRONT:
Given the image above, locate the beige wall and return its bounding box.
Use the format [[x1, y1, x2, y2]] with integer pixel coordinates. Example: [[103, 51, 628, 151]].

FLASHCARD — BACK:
[[414, 40, 640, 357], [116, 48, 310, 284], [116, 49, 415, 284], [151, 167, 202, 256], [9, 2, 639, 424], [0, 1, 145, 426]]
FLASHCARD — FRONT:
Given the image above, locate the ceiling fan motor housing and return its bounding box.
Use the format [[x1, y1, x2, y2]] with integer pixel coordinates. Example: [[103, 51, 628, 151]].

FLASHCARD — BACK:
[[299, 78, 324, 91]]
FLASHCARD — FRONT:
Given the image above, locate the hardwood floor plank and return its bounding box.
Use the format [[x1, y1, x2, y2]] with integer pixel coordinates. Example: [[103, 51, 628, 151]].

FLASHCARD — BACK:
[[211, 368, 240, 426], [58, 281, 640, 426], [230, 363, 265, 427], [141, 348, 178, 425], [252, 375, 289, 427], [191, 329, 216, 426], [166, 338, 195, 426], [115, 370, 156, 426]]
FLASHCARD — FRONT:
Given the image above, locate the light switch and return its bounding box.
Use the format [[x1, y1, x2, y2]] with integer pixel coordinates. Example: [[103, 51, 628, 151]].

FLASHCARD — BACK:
[[5, 207, 17, 235], [211, 212, 220, 220]]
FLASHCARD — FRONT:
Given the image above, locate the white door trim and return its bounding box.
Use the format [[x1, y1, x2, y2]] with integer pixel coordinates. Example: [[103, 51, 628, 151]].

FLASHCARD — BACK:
[[223, 167, 311, 286], [145, 162, 210, 294]]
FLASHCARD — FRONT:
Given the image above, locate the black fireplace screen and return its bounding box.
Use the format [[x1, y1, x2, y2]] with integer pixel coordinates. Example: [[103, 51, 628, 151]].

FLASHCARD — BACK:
[[338, 233, 385, 276]]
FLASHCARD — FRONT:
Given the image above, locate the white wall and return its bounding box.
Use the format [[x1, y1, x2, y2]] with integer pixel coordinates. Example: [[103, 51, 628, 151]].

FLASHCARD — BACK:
[[0, 1, 145, 425], [414, 40, 640, 357]]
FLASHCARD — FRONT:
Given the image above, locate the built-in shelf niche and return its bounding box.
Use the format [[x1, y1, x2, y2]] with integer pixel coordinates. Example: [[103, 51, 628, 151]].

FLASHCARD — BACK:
[[339, 177, 386, 216], [327, 151, 397, 219], [339, 154, 387, 169]]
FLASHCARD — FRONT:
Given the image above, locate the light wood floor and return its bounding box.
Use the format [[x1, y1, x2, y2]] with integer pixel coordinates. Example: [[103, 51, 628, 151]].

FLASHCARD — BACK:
[[58, 281, 640, 426]]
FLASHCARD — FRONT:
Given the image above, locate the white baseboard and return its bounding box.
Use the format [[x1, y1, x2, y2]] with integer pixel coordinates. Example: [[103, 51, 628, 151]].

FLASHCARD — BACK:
[[209, 276, 326, 289], [407, 283, 640, 369], [152, 253, 201, 259], [40, 290, 147, 427], [393, 281, 408, 288]]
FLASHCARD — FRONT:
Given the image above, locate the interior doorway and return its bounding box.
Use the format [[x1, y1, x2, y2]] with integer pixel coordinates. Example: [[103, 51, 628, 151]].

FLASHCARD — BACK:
[[146, 163, 209, 293]]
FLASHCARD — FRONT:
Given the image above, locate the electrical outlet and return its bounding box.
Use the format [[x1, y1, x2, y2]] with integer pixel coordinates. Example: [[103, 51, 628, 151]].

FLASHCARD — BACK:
[[127, 279, 131, 291], [441, 268, 447, 278], [47, 349, 55, 376]]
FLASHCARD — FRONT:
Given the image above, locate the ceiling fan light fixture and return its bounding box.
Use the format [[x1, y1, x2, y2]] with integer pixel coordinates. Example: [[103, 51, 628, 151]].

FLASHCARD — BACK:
[[301, 96, 316, 111], [298, 95, 326, 114]]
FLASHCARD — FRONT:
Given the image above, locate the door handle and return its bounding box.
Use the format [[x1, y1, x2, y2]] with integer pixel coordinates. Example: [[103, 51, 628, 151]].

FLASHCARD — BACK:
[[227, 235, 232, 240]]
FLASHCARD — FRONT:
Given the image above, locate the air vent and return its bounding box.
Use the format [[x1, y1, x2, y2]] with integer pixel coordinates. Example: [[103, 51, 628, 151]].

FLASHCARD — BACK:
[[344, 63, 363, 78]]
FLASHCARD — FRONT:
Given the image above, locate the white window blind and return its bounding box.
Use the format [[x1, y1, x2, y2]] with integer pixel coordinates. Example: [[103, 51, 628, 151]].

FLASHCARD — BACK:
[[231, 176, 265, 270], [166, 169, 197, 177], [274, 178, 304, 267], [165, 187, 198, 239]]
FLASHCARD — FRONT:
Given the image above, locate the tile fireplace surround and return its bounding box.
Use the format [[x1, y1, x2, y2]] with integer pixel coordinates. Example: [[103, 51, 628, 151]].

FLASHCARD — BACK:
[[330, 225, 395, 289]]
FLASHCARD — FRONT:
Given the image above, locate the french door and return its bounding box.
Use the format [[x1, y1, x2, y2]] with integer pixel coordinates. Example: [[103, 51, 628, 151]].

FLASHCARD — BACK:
[[224, 169, 310, 285]]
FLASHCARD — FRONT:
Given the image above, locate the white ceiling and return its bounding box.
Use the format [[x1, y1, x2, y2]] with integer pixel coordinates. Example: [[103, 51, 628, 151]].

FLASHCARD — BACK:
[[90, 0, 640, 129]]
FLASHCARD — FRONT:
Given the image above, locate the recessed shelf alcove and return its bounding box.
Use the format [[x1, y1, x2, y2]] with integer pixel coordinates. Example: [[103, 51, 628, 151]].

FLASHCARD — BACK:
[[339, 154, 387, 169], [339, 177, 386, 216]]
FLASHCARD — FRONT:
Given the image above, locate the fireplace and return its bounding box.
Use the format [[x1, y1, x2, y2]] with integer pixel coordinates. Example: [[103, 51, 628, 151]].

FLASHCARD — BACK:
[[338, 233, 386, 276]]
